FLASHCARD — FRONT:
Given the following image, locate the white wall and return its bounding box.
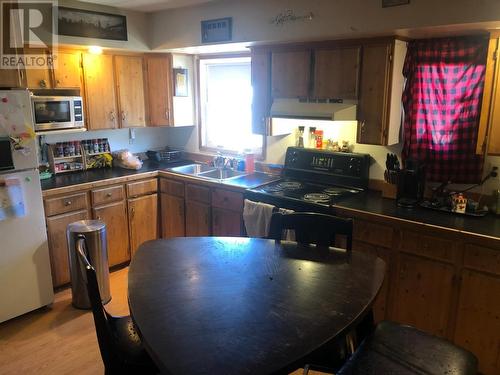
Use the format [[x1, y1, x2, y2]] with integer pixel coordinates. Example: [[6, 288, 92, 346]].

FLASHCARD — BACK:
[[150, 0, 500, 50], [172, 54, 196, 126]]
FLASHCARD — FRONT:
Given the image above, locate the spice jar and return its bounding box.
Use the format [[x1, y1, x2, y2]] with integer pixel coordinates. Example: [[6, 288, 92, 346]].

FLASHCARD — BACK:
[[315, 130, 323, 149]]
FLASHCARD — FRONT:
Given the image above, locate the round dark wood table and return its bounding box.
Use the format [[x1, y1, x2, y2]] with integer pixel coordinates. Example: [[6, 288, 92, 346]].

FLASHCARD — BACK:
[[128, 237, 385, 375]]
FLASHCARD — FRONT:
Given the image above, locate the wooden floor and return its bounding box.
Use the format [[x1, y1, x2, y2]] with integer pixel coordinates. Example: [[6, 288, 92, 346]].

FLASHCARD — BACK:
[[0, 267, 324, 375]]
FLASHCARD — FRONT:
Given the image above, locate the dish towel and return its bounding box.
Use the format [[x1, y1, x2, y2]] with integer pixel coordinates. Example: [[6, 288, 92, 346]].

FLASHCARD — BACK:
[[243, 199, 276, 238]]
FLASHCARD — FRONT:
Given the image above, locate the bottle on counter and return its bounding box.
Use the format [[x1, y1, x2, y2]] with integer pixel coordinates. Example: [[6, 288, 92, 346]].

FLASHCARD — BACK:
[[296, 126, 305, 148], [244, 149, 255, 174], [309, 127, 317, 148], [315, 130, 323, 149]]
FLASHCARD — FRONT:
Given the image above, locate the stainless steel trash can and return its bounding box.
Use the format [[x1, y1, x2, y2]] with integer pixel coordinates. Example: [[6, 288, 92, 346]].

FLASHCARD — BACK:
[[67, 220, 111, 309]]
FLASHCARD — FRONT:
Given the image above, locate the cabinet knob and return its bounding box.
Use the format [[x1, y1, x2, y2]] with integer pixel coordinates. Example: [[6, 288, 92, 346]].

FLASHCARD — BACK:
[[165, 111, 169, 120], [106, 192, 112, 197], [121, 111, 126, 122], [40, 79, 47, 88], [56, 79, 60, 85], [360, 121, 366, 133], [64, 200, 72, 206], [97, 216, 101, 220]]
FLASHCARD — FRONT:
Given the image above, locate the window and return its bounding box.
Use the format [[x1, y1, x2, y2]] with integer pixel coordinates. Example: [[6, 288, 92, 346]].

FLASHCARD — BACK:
[[198, 56, 263, 154]]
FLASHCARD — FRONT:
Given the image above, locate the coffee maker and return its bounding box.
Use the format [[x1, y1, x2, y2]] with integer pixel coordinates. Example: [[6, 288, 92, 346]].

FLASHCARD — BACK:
[[397, 160, 426, 208]]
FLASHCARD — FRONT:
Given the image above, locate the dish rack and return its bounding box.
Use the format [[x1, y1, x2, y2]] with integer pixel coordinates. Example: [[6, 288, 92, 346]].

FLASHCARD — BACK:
[[146, 148, 182, 162]]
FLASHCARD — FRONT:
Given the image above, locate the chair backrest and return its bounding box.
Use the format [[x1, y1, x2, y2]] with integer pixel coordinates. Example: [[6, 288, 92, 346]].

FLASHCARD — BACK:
[[268, 212, 353, 253], [75, 236, 120, 370]]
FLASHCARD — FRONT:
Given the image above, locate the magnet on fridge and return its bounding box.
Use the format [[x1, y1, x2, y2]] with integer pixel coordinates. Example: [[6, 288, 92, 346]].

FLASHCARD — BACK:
[[25, 176, 31, 182]]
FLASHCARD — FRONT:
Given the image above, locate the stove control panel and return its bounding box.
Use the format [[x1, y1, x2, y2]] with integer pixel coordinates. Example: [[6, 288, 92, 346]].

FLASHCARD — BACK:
[[284, 147, 370, 189]]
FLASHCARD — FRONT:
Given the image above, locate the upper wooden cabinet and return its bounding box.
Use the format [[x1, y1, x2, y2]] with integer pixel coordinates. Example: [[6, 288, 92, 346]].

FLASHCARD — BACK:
[[271, 50, 311, 98], [0, 66, 25, 88], [251, 50, 271, 135], [82, 53, 119, 130], [357, 39, 406, 145], [114, 55, 147, 128], [25, 48, 53, 89], [53, 51, 82, 89], [145, 54, 173, 127], [313, 46, 361, 99]]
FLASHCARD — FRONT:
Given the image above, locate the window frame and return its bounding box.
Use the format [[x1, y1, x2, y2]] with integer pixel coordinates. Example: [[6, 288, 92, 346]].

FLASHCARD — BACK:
[[196, 53, 266, 159]]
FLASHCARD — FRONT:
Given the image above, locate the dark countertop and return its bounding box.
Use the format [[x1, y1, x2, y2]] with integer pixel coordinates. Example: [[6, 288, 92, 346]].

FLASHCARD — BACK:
[[336, 191, 500, 240], [40, 159, 190, 191]]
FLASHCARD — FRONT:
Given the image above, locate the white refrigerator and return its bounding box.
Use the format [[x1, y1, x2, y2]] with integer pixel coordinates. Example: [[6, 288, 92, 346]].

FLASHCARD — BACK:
[[0, 89, 54, 323]]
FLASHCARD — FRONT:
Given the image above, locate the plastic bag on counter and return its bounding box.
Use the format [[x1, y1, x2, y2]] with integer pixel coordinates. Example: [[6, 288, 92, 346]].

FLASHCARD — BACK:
[[112, 150, 143, 170]]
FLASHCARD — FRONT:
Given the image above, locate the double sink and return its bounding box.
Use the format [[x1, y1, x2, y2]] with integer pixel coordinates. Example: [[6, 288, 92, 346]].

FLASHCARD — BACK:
[[169, 163, 247, 181]]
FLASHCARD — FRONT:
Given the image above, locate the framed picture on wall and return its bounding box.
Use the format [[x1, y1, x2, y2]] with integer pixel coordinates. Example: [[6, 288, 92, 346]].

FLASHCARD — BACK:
[[201, 17, 232, 44], [58, 7, 128, 41], [382, 0, 410, 7], [173, 68, 188, 97]]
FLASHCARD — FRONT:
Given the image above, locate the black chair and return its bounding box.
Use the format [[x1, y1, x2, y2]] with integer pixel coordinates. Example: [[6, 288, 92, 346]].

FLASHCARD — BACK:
[[268, 212, 353, 253], [307, 321, 478, 375], [75, 236, 158, 375]]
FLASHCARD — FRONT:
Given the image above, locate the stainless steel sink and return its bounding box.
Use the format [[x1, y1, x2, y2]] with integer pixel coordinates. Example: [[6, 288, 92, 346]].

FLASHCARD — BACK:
[[197, 168, 247, 180], [169, 164, 216, 175], [168, 163, 247, 181]]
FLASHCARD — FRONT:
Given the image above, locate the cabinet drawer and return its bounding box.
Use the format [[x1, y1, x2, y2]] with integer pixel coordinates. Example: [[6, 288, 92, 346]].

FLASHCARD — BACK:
[[159, 178, 184, 197], [211, 188, 243, 212], [44, 192, 88, 217], [353, 219, 393, 248], [464, 244, 500, 276], [186, 184, 210, 204], [400, 230, 455, 263], [91, 185, 125, 206], [127, 179, 158, 198]]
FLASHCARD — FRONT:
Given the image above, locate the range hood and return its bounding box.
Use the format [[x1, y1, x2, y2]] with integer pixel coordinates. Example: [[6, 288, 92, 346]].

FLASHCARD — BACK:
[[270, 98, 357, 121]]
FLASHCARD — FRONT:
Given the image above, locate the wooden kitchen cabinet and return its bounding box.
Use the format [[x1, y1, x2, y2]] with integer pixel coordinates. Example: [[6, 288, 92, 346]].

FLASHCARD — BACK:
[[357, 39, 406, 145], [25, 49, 53, 89], [212, 207, 242, 236], [313, 46, 360, 99], [271, 50, 311, 98], [0, 67, 25, 88], [46, 209, 88, 287], [53, 50, 82, 89], [391, 253, 455, 338], [92, 200, 130, 267], [82, 53, 118, 130], [128, 193, 158, 255], [145, 54, 173, 126], [160, 193, 185, 238], [185, 201, 211, 236], [114, 55, 147, 128], [251, 49, 271, 135]]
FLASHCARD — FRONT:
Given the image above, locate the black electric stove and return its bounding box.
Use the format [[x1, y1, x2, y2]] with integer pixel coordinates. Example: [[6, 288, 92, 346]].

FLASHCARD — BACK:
[[245, 147, 370, 213]]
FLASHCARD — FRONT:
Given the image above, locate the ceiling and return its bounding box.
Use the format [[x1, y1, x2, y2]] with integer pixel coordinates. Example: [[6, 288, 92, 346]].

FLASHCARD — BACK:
[[79, 0, 222, 13]]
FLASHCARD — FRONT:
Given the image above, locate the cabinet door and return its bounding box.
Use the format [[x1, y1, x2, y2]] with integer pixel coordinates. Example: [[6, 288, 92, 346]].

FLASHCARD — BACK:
[[46, 210, 88, 287], [54, 51, 82, 89], [313, 46, 361, 99], [25, 49, 52, 89], [392, 253, 455, 337], [93, 201, 130, 267], [185, 201, 211, 236], [357, 42, 391, 145], [212, 207, 242, 237], [353, 240, 390, 323], [160, 193, 185, 238], [82, 53, 118, 130], [251, 50, 271, 135], [271, 50, 310, 98], [0, 67, 24, 88], [454, 270, 500, 375], [145, 55, 173, 126], [115, 55, 147, 128], [128, 194, 158, 256]]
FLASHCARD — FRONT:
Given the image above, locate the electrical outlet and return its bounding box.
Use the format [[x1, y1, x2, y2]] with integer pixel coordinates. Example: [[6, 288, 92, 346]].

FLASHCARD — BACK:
[[129, 128, 135, 144]]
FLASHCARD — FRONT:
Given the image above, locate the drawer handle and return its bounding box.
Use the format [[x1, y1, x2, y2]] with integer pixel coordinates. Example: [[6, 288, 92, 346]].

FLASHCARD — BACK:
[[64, 200, 72, 206], [106, 192, 113, 197]]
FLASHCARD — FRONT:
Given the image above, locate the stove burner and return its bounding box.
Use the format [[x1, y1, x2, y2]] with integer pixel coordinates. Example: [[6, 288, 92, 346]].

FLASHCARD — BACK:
[[323, 187, 359, 196], [265, 181, 303, 193], [303, 193, 331, 203]]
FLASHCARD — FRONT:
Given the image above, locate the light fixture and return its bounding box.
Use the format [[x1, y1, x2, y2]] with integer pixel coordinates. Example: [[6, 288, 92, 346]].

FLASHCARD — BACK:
[[88, 46, 103, 55]]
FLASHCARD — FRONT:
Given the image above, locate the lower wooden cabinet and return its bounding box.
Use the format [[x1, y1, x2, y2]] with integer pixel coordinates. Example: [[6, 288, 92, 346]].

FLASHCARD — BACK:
[[160, 193, 185, 238], [391, 253, 455, 338], [212, 207, 242, 237], [93, 200, 130, 267], [185, 201, 211, 236], [46, 209, 88, 287], [128, 193, 158, 255]]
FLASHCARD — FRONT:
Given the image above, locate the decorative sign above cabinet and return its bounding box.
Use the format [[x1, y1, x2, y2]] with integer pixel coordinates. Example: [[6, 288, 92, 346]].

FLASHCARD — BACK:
[[201, 17, 232, 44], [270, 10, 314, 26]]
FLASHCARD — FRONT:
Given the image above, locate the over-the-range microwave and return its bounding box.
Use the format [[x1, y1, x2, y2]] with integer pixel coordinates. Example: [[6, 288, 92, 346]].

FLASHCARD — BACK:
[[32, 95, 85, 132]]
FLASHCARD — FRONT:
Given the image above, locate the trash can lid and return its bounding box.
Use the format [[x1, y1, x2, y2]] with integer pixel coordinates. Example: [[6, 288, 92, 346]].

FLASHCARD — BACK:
[[67, 220, 106, 233]]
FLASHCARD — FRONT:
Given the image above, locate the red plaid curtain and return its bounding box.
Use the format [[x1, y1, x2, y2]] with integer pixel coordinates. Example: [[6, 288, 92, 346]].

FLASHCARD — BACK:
[[402, 36, 488, 183]]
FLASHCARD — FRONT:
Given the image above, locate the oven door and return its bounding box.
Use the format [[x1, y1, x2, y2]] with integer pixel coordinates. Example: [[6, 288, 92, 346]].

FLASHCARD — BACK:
[[32, 97, 82, 131]]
